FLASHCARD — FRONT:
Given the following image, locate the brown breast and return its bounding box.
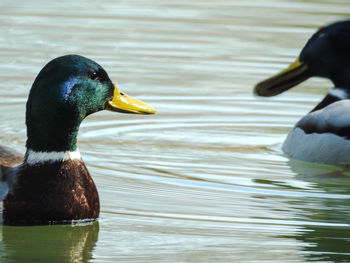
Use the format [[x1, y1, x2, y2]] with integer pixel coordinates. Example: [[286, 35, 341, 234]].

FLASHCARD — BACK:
[[3, 159, 100, 225]]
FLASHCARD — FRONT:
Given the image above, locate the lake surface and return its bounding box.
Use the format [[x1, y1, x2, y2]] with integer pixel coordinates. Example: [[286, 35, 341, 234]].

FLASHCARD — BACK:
[[0, 0, 350, 262]]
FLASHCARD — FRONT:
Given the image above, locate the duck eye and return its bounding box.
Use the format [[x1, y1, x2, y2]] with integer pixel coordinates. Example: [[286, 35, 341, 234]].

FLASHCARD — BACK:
[[89, 71, 100, 81]]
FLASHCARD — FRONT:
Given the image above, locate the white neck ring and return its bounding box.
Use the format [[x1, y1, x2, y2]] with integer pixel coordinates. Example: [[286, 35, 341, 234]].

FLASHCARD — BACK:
[[25, 149, 82, 165]]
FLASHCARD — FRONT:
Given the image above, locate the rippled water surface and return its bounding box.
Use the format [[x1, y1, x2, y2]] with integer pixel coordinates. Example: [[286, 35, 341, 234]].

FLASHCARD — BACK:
[[1, 0, 350, 262]]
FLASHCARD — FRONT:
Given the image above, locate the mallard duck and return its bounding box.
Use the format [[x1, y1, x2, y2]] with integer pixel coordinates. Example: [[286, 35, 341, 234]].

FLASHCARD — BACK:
[[254, 20, 350, 165], [0, 55, 156, 225]]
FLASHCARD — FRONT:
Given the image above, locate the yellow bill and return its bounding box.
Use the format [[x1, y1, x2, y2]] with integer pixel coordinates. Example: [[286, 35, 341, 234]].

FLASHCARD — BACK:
[[254, 58, 311, 97], [106, 85, 156, 114]]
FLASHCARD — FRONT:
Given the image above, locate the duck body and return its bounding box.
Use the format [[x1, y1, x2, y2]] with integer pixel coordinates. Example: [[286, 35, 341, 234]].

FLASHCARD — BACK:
[[254, 20, 350, 166], [283, 99, 350, 165], [3, 157, 99, 225], [1, 55, 155, 225]]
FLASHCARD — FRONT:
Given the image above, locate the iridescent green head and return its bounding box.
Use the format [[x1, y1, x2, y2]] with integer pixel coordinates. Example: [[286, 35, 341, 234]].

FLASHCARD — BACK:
[[26, 55, 156, 152], [254, 20, 350, 97]]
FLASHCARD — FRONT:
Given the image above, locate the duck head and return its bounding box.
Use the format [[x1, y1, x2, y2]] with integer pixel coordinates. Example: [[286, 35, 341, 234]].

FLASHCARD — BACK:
[[254, 20, 350, 96], [26, 55, 155, 152]]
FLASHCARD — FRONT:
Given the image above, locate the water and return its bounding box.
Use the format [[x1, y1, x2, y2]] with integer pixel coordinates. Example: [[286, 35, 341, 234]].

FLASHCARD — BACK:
[[0, 0, 350, 262]]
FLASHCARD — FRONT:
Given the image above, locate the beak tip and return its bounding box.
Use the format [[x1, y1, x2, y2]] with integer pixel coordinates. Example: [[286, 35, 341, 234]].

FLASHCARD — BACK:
[[149, 107, 156, 114], [253, 82, 270, 97], [253, 85, 261, 96], [144, 108, 156, 115]]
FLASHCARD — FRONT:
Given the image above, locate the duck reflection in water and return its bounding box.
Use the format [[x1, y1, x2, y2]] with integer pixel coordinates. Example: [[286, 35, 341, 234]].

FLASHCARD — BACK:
[[284, 160, 350, 262], [0, 221, 99, 262]]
